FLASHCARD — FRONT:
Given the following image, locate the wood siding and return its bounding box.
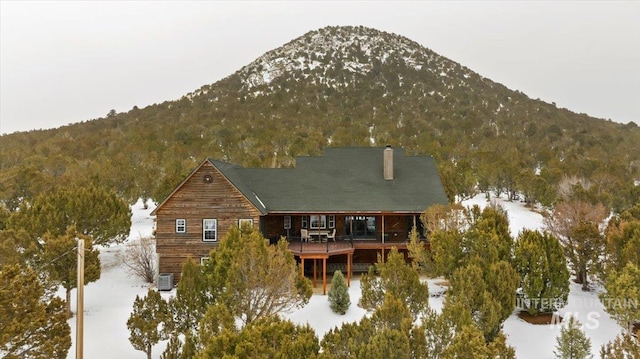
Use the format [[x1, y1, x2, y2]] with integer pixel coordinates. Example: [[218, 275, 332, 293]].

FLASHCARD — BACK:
[[155, 161, 261, 283]]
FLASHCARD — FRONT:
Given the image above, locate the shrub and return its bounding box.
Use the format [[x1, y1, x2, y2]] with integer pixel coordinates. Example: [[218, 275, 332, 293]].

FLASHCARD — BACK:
[[328, 270, 350, 314]]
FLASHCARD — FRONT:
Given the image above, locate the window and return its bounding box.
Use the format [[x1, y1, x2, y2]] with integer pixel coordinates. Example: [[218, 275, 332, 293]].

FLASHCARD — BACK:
[[203, 219, 217, 241], [284, 216, 291, 230], [345, 216, 376, 237], [238, 218, 253, 228], [328, 215, 335, 228], [176, 219, 186, 233], [310, 215, 326, 229], [302, 216, 308, 229]]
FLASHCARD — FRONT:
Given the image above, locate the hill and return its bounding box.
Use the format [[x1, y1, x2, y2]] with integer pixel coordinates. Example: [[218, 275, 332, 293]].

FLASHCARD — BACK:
[[1, 25, 639, 211]]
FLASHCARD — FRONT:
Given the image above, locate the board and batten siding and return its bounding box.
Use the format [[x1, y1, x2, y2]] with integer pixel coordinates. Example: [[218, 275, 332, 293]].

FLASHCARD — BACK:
[[154, 161, 261, 283]]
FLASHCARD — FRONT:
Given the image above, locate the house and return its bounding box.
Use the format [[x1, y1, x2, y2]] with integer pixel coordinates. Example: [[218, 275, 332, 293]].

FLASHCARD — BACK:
[[151, 146, 449, 293]]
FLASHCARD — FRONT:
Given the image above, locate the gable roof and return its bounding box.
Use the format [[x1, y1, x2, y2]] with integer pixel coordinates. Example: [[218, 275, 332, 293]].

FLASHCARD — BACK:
[[212, 147, 449, 214]]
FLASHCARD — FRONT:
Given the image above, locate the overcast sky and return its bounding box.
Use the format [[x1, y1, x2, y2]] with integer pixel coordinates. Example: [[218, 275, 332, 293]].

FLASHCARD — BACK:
[[1, 1, 639, 135]]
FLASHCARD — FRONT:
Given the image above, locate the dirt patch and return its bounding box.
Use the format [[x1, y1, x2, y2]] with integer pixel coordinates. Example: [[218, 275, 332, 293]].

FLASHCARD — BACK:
[[434, 280, 450, 287], [517, 311, 562, 325]]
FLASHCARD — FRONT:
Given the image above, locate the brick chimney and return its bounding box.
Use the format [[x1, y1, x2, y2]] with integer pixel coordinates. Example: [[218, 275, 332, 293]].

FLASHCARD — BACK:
[[383, 145, 393, 180]]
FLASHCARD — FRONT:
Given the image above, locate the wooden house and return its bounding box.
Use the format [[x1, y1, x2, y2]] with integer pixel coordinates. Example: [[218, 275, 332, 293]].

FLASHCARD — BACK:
[[152, 146, 449, 293]]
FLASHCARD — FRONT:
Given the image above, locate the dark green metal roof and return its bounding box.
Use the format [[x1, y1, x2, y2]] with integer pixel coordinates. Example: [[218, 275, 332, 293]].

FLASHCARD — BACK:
[[210, 147, 449, 214]]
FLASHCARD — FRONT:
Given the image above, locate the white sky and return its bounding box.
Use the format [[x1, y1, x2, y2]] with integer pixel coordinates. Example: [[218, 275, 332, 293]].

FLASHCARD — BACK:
[[1, 1, 639, 135]]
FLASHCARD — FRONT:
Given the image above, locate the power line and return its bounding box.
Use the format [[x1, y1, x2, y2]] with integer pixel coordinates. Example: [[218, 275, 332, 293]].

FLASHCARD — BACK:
[[0, 244, 81, 292]]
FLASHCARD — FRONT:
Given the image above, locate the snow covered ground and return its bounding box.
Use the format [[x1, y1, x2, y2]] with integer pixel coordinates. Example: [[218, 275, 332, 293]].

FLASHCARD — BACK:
[[63, 195, 623, 359]]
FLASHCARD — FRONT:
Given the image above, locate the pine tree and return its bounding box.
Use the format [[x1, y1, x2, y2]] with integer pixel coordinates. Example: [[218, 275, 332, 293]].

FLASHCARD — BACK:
[[160, 335, 182, 359], [442, 325, 489, 359], [418, 307, 456, 358], [514, 229, 569, 315], [181, 332, 197, 359], [554, 316, 593, 359], [445, 262, 502, 342], [328, 270, 350, 314], [197, 314, 319, 358], [7, 183, 132, 246], [600, 262, 640, 333], [0, 229, 40, 267], [202, 226, 312, 325], [168, 258, 210, 336], [427, 204, 514, 278], [41, 227, 101, 318], [127, 288, 172, 359], [599, 331, 640, 359], [604, 206, 640, 274], [0, 264, 71, 358], [320, 294, 414, 358], [195, 303, 238, 356], [359, 247, 429, 320]]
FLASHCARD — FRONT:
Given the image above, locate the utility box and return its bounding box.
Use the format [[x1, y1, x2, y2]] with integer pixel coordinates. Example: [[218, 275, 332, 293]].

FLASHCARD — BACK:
[[157, 273, 174, 291]]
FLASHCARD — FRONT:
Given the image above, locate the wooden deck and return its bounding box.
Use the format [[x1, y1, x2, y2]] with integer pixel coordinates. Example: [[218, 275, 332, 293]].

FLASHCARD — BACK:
[[286, 238, 410, 256], [287, 240, 354, 256]]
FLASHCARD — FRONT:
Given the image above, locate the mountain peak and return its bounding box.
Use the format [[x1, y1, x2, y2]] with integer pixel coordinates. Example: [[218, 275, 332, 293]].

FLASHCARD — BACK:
[[235, 25, 476, 94]]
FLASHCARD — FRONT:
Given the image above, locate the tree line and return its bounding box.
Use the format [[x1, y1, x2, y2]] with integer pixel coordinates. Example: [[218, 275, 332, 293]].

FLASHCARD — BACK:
[[1, 27, 640, 216]]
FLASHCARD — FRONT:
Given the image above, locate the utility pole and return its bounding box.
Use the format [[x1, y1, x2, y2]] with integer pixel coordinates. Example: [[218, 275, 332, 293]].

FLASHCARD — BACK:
[[76, 239, 84, 359]]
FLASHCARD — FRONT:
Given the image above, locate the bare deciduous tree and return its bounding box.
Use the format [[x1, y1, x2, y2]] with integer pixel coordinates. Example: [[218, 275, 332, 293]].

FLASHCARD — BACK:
[[120, 236, 156, 283], [544, 200, 607, 290]]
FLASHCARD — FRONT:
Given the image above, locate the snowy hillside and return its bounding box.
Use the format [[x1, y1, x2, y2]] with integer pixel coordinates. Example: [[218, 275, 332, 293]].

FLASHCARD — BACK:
[[63, 195, 623, 359], [189, 26, 486, 104]]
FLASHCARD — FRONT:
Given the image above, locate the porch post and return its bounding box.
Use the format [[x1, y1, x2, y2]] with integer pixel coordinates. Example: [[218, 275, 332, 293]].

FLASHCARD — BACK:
[[313, 259, 317, 288], [300, 258, 305, 277], [347, 253, 352, 287], [322, 257, 327, 295], [350, 215, 353, 240], [382, 214, 385, 244]]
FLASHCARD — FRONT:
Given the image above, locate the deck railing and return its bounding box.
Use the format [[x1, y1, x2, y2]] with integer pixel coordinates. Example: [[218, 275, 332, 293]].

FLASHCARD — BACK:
[[287, 236, 354, 255]]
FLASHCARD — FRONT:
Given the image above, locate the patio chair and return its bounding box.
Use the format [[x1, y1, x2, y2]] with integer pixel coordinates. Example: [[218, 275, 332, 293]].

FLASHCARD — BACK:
[[300, 228, 311, 242], [326, 228, 336, 242]]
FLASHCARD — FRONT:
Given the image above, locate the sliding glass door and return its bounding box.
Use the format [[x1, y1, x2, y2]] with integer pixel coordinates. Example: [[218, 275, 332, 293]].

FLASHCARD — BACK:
[[345, 216, 376, 238]]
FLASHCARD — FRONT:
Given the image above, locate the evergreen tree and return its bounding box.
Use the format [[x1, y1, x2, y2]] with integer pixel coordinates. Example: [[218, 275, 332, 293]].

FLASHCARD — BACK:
[[428, 229, 465, 277], [514, 229, 570, 315], [160, 335, 182, 359], [0, 264, 71, 358], [604, 206, 640, 274], [328, 270, 350, 315], [486, 259, 520, 322], [445, 262, 502, 342], [195, 303, 238, 356], [442, 325, 489, 359], [168, 258, 210, 336], [181, 332, 197, 359], [202, 226, 312, 325], [600, 262, 640, 333], [320, 294, 415, 359], [7, 183, 132, 246], [127, 289, 172, 359], [0, 229, 40, 267], [487, 332, 517, 359], [554, 316, 593, 359], [196, 314, 319, 358], [359, 247, 429, 320], [599, 331, 640, 359], [427, 204, 514, 278], [41, 227, 101, 318], [418, 308, 456, 359]]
